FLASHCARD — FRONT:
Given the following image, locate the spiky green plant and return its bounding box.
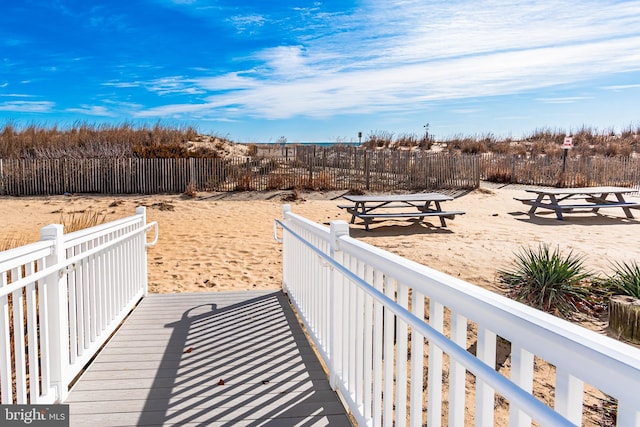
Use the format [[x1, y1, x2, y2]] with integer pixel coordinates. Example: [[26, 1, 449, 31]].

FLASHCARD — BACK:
[[606, 260, 640, 299], [497, 244, 593, 318]]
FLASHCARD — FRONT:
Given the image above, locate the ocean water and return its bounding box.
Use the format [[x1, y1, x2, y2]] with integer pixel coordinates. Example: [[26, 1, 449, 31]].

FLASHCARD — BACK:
[[260, 141, 361, 147]]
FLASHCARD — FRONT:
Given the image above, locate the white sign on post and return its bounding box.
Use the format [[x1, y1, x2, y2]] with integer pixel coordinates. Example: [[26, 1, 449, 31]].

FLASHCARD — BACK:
[[563, 136, 573, 149]]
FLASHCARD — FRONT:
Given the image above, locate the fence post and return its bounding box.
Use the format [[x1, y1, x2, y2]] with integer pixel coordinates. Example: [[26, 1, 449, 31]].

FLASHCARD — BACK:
[[364, 151, 370, 190], [329, 220, 349, 390], [40, 224, 70, 403]]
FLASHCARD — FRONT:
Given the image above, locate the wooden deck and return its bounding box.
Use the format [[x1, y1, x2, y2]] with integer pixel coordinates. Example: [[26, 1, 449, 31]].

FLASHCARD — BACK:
[[65, 290, 352, 426]]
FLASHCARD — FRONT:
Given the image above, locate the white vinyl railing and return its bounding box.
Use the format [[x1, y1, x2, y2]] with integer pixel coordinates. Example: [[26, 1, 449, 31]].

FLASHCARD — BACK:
[[274, 204, 640, 426], [0, 207, 158, 404]]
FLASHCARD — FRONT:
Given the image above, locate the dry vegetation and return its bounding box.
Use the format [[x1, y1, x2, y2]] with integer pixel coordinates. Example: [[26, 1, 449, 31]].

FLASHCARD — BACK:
[[3, 122, 639, 161], [360, 125, 640, 157], [0, 122, 238, 159]]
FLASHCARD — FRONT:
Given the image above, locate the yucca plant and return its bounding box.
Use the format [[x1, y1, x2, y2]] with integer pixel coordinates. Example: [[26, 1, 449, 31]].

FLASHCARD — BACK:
[[606, 260, 640, 299], [497, 244, 593, 318]]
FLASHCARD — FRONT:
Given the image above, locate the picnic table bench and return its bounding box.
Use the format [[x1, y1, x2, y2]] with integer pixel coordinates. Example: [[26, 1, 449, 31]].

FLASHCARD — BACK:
[[339, 193, 465, 231], [515, 186, 640, 220]]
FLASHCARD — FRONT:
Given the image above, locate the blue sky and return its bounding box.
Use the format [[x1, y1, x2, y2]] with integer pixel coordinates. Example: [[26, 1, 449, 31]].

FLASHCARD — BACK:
[[2, 0, 640, 143]]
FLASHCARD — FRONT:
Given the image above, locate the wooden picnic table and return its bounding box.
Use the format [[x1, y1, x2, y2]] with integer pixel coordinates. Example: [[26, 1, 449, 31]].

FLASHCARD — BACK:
[[339, 193, 465, 231], [515, 186, 640, 220]]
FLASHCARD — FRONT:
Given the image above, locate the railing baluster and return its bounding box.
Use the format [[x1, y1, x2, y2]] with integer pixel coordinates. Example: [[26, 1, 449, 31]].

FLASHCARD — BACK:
[[616, 400, 640, 427], [555, 368, 584, 424], [410, 290, 424, 427], [0, 271, 10, 403], [475, 326, 497, 427], [355, 259, 365, 409], [509, 343, 534, 426], [396, 282, 409, 426], [383, 276, 394, 427], [348, 255, 357, 396], [37, 259, 51, 398], [372, 269, 384, 425], [25, 262, 39, 403], [363, 265, 374, 421], [427, 300, 444, 427], [449, 312, 467, 427], [12, 267, 27, 403]]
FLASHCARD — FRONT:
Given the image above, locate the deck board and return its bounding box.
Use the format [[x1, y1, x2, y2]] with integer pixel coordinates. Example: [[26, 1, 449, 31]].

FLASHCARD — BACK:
[[65, 290, 351, 426]]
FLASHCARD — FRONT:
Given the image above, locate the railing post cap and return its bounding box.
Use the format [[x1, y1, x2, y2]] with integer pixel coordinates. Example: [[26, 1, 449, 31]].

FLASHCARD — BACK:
[[282, 204, 291, 215], [40, 223, 64, 239], [330, 220, 350, 237]]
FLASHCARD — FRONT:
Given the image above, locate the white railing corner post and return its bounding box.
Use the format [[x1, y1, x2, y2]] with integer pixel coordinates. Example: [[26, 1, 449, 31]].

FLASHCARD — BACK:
[[40, 224, 70, 403], [136, 206, 149, 297], [329, 220, 349, 390], [281, 205, 291, 295]]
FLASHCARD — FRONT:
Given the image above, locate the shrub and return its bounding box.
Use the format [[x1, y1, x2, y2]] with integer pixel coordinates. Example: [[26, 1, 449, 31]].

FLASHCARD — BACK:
[[235, 173, 255, 191], [312, 172, 333, 191], [497, 244, 593, 318], [266, 173, 284, 190], [486, 170, 512, 183], [605, 261, 640, 299]]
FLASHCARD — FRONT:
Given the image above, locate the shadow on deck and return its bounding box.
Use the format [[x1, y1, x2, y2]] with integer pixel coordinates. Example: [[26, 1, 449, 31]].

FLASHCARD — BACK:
[[66, 291, 351, 426]]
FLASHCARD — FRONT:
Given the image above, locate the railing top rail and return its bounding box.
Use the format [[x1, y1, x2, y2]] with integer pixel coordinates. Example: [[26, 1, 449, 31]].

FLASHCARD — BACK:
[[0, 240, 53, 272], [281, 209, 640, 406], [63, 213, 144, 248]]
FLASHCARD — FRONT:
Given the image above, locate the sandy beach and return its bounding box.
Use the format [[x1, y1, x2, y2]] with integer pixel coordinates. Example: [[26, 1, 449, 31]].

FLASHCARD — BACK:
[[2, 184, 638, 424], [2, 184, 637, 301]]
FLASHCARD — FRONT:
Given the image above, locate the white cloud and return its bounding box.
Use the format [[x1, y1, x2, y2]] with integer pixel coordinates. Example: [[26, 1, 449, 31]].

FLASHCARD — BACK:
[[103, 81, 141, 88], [0, 101, 54, 112], [134, 102, 212, 118], [603, 83, 640, 91], [66, 105, 116, 116], [131, 1, 640, 122], [228, 14, 266, 34], [145, 76, 205, 95], [537, 97, 591, 104]]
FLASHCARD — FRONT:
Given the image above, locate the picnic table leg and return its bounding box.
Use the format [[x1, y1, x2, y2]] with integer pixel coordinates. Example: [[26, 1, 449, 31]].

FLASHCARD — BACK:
[[349, 202, 363, 224], [434, 201, 447, 227], [417, 201, 432, 225], [590, 192, 609, 214], [548, 194, 564, 220], [528, 194, 543, 215], [614, 193, 635, 218]]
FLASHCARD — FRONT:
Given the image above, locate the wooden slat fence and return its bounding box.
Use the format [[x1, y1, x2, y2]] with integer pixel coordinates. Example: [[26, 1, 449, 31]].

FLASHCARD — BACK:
[[480, 154, 640, 192], [2, 153, 638, 196], [0, 153, 480, 196]]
